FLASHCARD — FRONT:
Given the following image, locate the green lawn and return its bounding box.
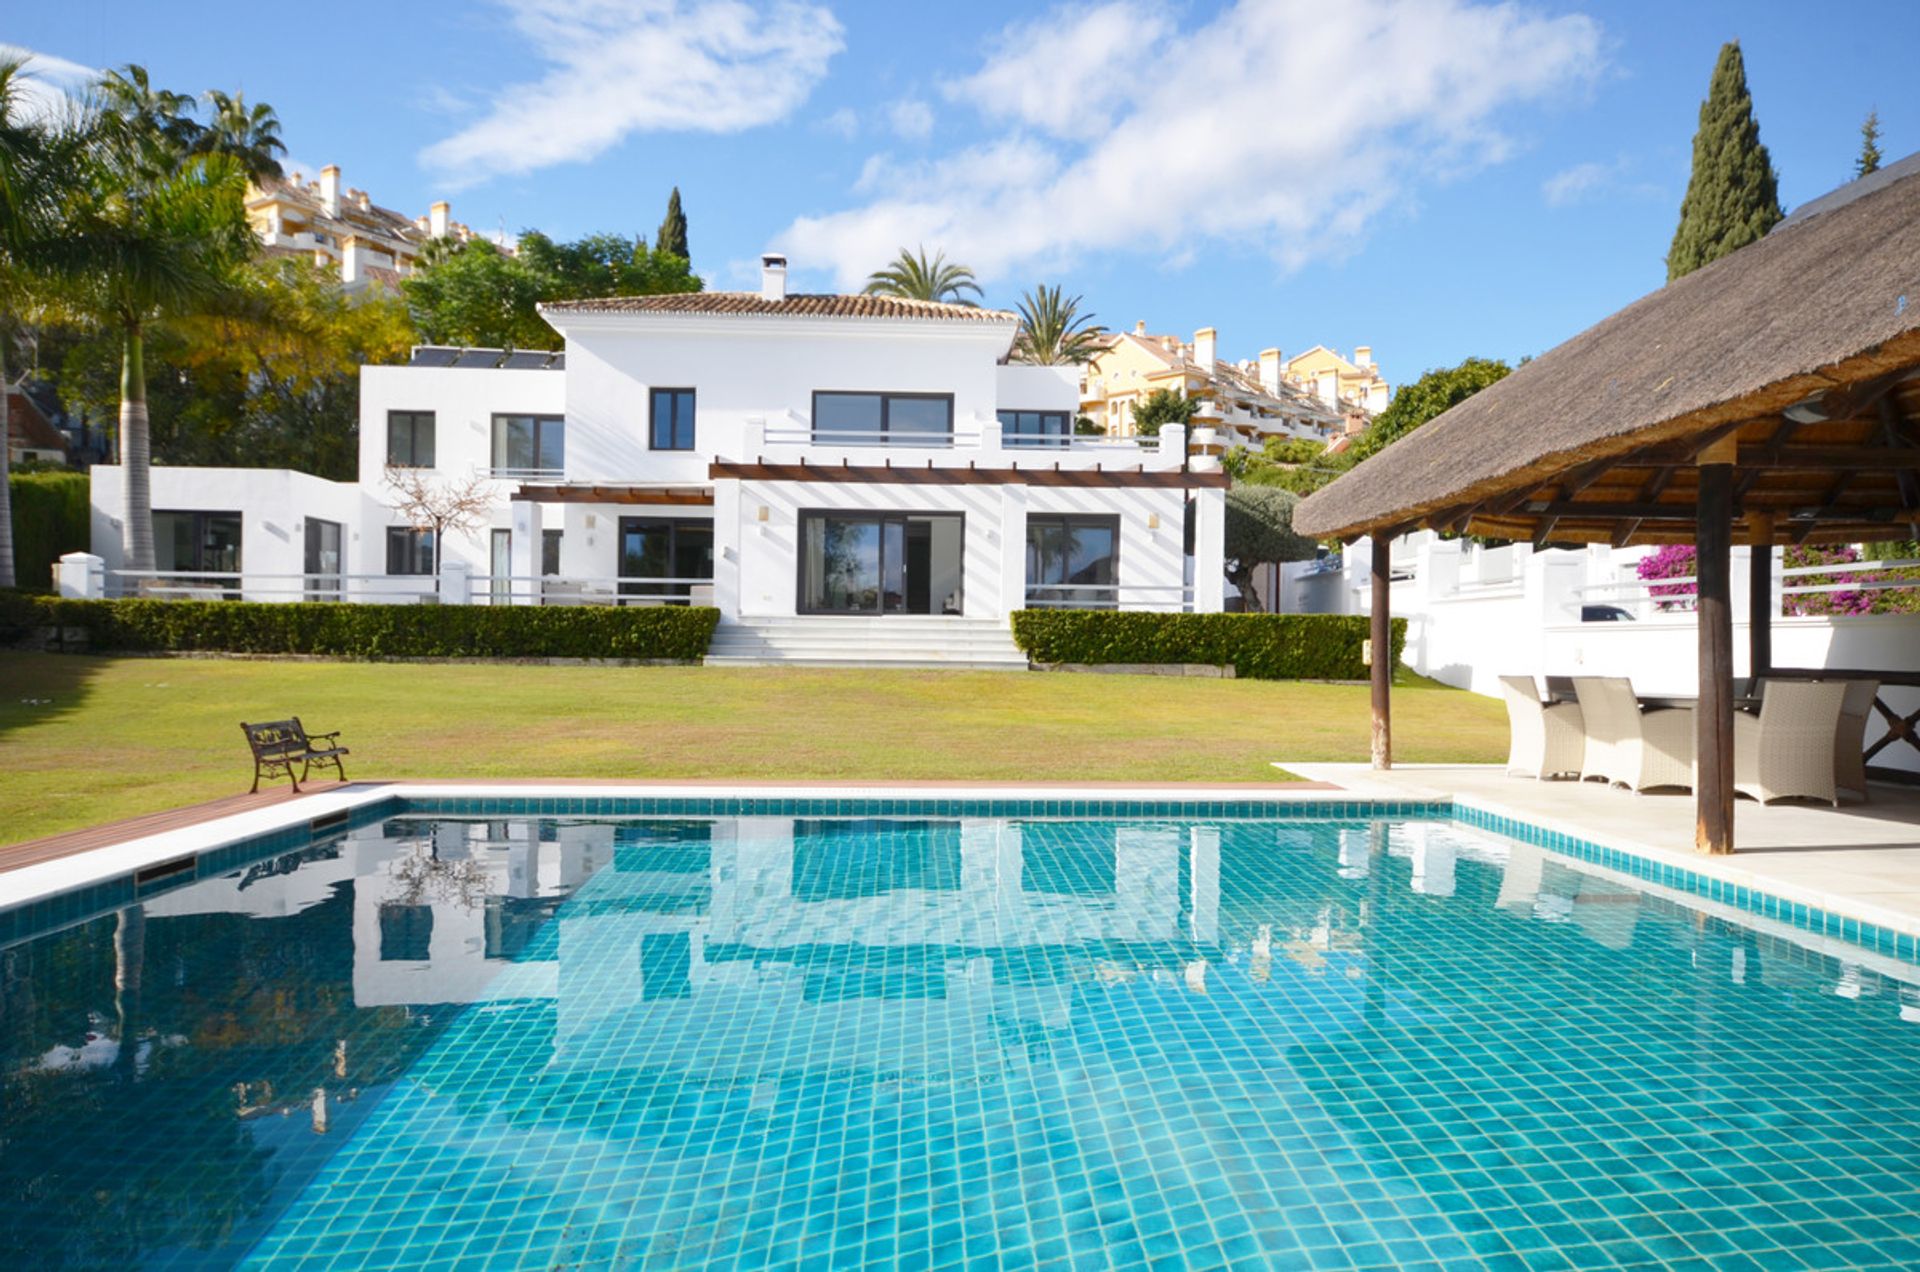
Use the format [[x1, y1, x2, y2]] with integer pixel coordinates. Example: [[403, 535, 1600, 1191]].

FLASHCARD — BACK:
[[0, 654, 1505, 845]]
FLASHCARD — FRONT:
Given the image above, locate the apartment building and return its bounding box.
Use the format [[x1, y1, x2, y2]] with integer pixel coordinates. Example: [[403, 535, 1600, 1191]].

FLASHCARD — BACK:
[[246, 164, 485, 289]]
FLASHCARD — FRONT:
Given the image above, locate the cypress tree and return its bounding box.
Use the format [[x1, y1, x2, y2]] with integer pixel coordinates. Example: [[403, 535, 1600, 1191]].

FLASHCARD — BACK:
[[1857, 109, 1884, 179], [656, 187, 689, 262], [1666, 41, 1783, 282]]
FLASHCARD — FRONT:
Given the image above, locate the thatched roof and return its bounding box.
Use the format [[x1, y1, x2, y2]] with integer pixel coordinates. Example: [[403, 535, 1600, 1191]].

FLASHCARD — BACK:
[[1296, 154, 1920, 545]]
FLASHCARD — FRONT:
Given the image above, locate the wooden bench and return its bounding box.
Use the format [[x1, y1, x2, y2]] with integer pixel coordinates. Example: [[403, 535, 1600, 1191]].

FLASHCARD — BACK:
[[240, 718, 350, 793]]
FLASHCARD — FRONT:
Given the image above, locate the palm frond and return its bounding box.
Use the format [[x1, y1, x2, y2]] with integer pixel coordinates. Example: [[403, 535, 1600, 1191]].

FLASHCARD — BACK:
[[862, 246, 981, 304]]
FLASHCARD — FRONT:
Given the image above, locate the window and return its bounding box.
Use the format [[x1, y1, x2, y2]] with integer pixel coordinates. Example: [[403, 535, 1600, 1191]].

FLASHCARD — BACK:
[[542, 529, 563, 576], [650, 388, 696, 450], [490, 414, 565, 475], [812, 392, 954, 445], [304, 518, 342, 601], [619, 517, 713, 603], [154, 509, 243, 598], [799, 511, 964, 615], [386, 527, 436, 575], [387, 411, 435, 467], [1027, 515, 1119, 608], [998, 410, 1071, 448]]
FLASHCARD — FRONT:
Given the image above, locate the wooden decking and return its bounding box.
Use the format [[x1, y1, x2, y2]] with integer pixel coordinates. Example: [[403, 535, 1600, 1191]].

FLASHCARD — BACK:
[[0, 781, 351, 874]]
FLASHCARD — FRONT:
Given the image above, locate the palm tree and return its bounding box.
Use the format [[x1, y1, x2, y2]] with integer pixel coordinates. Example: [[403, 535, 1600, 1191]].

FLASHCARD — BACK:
[[63, 127, 255, 573], [95, 64, 200, 176], [197, 90, 285, 180], [0, 57, 87, 589], [862, 247, 981, 305], [1013, 284, 1106, 365]]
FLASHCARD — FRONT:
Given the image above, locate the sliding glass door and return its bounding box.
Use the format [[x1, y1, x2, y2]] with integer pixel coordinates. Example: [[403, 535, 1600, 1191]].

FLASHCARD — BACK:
[[304, 518, 342, 601], [1027, 515, 1119, 608], [618, 517, 713, 603], [799, 512, 964, 615]]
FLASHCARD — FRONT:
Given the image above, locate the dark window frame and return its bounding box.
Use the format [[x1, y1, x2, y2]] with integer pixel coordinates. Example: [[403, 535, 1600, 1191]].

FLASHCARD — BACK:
[[489, 413, 566, 474], [386, 410, 436, 467], [810, 391, 956, 446], [1026, 513, 1121, 609], [649, 387, 697, 451], [386, 526, 436, 576], [997, 409, 1072, 448], [541, 529, 564, 576], [796, 508, 967, 616], [617, 515, 715, 603]]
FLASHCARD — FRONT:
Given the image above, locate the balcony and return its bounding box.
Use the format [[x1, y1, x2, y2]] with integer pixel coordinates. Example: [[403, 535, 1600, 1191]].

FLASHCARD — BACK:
[[731, 416, 1207, 474]]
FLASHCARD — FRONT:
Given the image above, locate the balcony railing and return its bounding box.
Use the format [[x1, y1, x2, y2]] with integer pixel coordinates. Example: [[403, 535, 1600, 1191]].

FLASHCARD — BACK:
[[1023, 582, 1194, 613]]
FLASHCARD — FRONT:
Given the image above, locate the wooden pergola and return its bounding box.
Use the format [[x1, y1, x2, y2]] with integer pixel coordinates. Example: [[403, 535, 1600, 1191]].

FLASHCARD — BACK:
[[1296, 155, 1920, 854]]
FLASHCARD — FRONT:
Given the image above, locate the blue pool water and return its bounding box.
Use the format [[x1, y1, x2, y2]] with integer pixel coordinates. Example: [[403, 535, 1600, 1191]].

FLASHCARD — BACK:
[[5, 808, 1920, 1270]]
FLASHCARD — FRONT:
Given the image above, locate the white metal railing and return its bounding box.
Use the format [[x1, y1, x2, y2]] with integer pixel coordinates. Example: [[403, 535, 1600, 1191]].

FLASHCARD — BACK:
[[104, 569, 715, 606], [1023, 583, 1195, 613], [762, 427, 979, 448], [479, 574, 715, 606], [1570, 555, 1920, 616]]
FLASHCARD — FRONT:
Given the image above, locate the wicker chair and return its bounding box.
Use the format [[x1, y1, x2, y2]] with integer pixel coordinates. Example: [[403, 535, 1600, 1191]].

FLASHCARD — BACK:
[[1731, 680, 1848, 806], [1499, 675, 1585, 779], [1834, 679, 1881, 801], [1572, 676, 1695, 792]]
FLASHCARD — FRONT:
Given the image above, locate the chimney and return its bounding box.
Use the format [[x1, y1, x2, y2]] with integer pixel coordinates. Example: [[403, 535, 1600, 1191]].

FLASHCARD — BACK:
[[760, 253, 788, 302], [1134, 320, 1147, 337], [1258, 348, 1282, 395], [429, 200, 450, 238], [1354, 345, 1373, 369], [1193, 327, 1216, 372], [354, 190, 370, 212], [341, 236, 362, 284], [319, 165, 341, 218], [1316, 369, 1340, 407]]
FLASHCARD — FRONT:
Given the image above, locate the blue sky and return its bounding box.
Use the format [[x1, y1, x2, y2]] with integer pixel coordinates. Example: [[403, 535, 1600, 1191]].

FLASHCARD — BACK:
[[9, 0, 1918, 387]]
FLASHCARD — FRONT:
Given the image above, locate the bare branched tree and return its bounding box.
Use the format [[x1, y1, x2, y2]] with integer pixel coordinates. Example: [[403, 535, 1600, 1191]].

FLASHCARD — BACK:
[[382, 465, 494, 583]]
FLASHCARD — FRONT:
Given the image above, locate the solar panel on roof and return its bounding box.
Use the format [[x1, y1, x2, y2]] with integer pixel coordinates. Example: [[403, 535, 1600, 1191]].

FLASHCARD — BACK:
[[409, 346, 460, 367], [502, 350, 549, 369], [451, 348, 506, 368], [548, 353, 565, 371]]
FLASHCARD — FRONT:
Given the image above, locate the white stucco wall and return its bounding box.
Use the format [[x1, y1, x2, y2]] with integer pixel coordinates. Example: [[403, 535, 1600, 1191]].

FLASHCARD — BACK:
[[357, 365, 566, 485]]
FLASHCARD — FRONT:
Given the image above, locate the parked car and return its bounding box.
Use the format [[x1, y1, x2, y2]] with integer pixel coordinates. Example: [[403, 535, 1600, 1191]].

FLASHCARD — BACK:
[[1581, 604, 1636, 622]]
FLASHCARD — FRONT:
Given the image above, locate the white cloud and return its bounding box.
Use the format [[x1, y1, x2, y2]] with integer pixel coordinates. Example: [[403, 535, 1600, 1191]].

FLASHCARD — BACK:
[[887, 98, 933, 142], [783, 0, 1603, 287], [1541, 155, 1663, 207], [422, 0, 844, 185], [0, 44, 98, 123], [942, 1, 1172, 142], [819, 106, 859, 139]]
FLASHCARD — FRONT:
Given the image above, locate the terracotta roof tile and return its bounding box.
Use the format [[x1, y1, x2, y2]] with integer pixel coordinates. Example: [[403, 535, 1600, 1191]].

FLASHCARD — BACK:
[[540, 292, 1016, 322]]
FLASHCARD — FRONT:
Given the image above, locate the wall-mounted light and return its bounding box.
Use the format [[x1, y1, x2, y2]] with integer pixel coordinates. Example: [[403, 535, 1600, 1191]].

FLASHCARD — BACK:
[[756, 505, 770, 522], [584, 514, 597, 529], [1147, 513, 1161, 530]]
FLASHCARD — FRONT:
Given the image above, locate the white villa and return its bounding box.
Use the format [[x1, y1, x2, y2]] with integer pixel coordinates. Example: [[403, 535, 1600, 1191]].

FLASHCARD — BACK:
[[83, 256, 1227, 666]]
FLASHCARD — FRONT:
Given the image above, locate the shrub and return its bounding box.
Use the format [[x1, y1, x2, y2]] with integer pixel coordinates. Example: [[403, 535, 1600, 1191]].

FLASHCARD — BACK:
[[1010, 610, 1405, 680], [2, 595, 719, 660], [1634, 543, 1920, 615], [9, 471, 90, 593]]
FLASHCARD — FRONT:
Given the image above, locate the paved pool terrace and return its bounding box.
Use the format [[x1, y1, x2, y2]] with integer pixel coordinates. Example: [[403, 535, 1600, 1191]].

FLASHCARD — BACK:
[[6, 772, 1920, 960]]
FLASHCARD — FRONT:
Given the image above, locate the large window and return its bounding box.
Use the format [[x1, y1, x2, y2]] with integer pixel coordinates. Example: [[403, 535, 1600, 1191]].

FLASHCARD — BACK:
[[650, 388, 696, 450], [998, 410, 1071, 448], [490, 414, 565, 476], [386, 411, 435, 467], [541, 529, 563, 576], [1027, 515, 1118, 608], [812, 391, 954, 446], [800, 511, 964, 615], [154, 510, 243, 598], [386, 526, 435, 576], [304, 518, 342, 601], [618, 517, 713, 603]]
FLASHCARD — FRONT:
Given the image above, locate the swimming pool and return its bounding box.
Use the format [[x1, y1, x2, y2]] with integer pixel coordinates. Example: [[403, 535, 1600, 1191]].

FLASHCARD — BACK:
[[4, 801, 1920, 1269]]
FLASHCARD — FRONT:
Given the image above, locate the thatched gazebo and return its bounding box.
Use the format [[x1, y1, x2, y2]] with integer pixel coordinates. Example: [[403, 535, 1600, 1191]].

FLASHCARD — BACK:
[[1295, 156, 1920, 854]]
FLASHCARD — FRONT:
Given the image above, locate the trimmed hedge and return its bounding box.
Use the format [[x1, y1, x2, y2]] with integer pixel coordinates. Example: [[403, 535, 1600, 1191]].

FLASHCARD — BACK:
[[0, 594, 719, 661], [9, 470, 89, 593], [1010, 610, 1406, 681]]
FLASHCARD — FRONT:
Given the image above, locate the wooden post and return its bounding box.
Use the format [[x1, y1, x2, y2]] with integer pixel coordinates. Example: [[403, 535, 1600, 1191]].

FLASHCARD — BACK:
[[1748, 512, 1774, 681], [1370, 532, 1392, 770], [1696, 457, 1736, 854]]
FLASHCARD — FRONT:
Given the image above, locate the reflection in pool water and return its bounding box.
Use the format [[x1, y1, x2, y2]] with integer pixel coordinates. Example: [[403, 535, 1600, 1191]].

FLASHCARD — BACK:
[[4, 814, 1920, 1270]]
